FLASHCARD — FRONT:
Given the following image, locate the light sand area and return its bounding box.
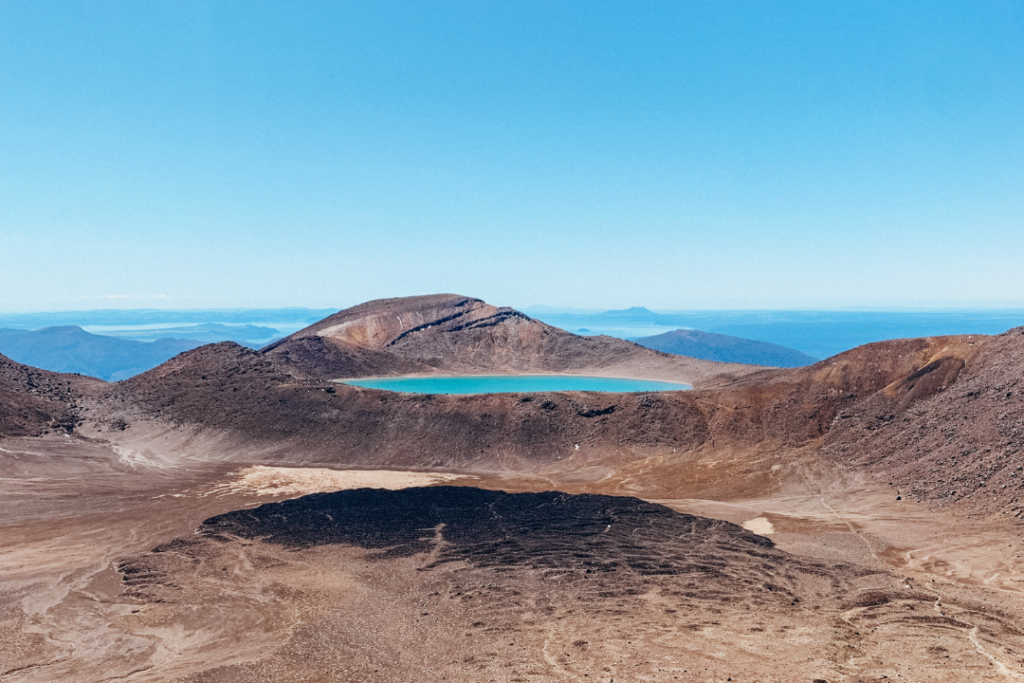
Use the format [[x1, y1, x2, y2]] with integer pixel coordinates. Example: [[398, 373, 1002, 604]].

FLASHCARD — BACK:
[[740, 515, 776, 535], [205, 465, 475, 498]]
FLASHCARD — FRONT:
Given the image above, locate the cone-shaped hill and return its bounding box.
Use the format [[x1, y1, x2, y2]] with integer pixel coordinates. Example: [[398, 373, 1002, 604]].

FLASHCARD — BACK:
[[262, 294, 755, 384]]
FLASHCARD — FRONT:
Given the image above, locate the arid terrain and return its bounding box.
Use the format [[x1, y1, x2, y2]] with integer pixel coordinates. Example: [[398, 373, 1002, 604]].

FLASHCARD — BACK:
[[2, 295, 1023, 682]]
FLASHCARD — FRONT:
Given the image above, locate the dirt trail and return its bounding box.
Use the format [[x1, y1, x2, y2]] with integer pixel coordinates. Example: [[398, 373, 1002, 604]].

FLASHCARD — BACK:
[[797, 463, 883, 562]]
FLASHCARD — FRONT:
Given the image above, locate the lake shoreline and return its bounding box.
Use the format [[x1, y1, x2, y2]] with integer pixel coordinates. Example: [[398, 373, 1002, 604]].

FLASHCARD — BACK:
[[337, 373, 693, 395]]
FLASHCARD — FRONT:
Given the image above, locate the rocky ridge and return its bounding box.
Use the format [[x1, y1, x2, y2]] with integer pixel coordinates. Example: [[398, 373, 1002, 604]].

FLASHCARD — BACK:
[[263, 294, 753, 383], [103, 311, 1024, 514], [5, 295, 1024, 515]]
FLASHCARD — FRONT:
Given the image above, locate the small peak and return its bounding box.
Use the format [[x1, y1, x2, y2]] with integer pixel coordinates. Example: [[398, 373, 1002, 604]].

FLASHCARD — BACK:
[[38, 325, 87, 334]]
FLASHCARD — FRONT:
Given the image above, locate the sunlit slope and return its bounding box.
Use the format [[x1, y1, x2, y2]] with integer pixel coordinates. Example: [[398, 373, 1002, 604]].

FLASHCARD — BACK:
[[102, 320, 1024, 514], [262, 294, 756, 383]]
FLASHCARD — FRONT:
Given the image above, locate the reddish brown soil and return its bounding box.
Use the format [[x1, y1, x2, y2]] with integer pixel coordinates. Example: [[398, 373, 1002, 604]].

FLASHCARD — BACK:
[[820, 329, 1024, 517]]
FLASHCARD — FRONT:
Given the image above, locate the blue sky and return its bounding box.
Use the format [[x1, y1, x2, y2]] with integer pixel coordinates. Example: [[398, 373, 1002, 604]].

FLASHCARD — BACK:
[[2, 1, 1022, 312]]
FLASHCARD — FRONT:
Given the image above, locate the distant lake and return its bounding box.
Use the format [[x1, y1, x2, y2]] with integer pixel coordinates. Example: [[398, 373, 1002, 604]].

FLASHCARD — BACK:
[[341, 375, 692, 395]]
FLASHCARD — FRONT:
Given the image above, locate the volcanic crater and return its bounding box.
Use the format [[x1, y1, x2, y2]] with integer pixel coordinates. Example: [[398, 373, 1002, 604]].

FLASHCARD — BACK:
[[3, 294, 1024, 682]]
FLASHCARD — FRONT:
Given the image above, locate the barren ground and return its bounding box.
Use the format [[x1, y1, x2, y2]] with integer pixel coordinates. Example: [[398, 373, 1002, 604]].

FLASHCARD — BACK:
[[3, 302, 1024, 682], [3, 428, 1023, 683]]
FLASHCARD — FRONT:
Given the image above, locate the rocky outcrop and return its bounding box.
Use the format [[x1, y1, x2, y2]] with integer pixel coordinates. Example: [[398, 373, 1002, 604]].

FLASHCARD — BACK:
[[0, 352, 100, 437]]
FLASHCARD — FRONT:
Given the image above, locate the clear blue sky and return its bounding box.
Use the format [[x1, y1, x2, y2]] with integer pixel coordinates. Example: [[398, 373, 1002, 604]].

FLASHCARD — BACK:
[[2, 1, 1022, 312]]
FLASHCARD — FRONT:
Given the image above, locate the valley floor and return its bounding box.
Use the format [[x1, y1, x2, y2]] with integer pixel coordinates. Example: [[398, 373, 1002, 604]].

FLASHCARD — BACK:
[[3, 429, 1024, 683]]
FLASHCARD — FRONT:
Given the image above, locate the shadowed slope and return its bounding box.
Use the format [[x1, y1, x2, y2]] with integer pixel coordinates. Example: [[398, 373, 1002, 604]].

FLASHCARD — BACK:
[[0, 352, 102, 437]]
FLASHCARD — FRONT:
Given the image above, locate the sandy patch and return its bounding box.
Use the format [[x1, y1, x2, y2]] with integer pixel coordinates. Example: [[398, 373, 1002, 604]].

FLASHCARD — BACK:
[[741, 516, 776, 535], [207, 466, 473, 498]]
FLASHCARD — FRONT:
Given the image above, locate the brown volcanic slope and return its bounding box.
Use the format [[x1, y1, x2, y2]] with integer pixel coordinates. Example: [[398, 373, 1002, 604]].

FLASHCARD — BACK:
[[108, 341, 714, 470], [104, 324, 1024, 515], [262, 293, 751, 383], [679, 329, 1024, 515], [0, 352, 100, 437], [821, 327, 1024, 515]]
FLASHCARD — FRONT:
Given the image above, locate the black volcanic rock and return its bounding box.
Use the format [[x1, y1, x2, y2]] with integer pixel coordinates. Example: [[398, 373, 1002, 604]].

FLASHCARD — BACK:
[[633, 329, 818, 368], [119, 487, 873, 626], [199, 487, 775, 574]]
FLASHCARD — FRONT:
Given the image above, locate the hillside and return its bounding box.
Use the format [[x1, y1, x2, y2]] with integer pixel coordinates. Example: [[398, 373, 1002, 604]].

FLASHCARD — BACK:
[[263, 294, 755, 384], [104, 325, 1024, 515], [633, 328, 818, 367], [0, 352, 101, 436], [0, 326, 202, 381], [821, 328, 1024, 515]]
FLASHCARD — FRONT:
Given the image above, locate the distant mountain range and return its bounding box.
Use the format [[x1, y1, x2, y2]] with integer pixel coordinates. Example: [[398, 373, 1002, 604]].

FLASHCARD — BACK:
[[632, 329, 818, 368], [0, 327, 203, 381], [525, 306, 1024, 359], [0, 309, 337, 381], [0, 307, 336, 329], [99, 323, 281, 345], [4, 303, 1019, 382]]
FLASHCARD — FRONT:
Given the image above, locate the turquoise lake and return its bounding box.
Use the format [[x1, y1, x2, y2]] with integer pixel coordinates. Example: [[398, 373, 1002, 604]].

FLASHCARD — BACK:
[[340, 375, 692, 395]]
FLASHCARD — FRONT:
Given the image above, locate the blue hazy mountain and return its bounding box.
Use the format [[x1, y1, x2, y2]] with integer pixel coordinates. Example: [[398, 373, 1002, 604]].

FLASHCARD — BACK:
[[99, 323, 281, 345], [525, 307, 1024, 360], [0, 326, 203, 381], [0, 307, 336, 330], [0, 308, 338, 366], [633, 329, 818, 368]]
